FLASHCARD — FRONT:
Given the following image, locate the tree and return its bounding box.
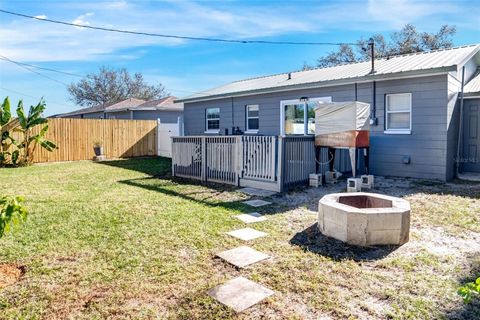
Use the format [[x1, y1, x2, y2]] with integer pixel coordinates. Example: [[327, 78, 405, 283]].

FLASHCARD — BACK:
[[15, 99, 57, 165], [315, 24, 457, 68], [0, 97, 17, 165], [317, 44, 357, 68], [68, 67, 168, 107]]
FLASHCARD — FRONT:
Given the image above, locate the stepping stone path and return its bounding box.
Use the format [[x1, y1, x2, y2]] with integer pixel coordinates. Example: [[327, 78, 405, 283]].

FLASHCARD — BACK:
[[239, 187, 277, 197], [227, 228, 268, 241], [208, 276, 274, 313], [216, 246, 270, 268], [242, 199, 272, 207], [208, 190, 275, 312], [235, 212, 267, 224]]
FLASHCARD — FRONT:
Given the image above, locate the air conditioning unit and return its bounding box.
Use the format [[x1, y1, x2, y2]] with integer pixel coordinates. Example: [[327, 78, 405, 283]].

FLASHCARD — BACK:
[[347, 178, 362, 192], [361, 175, 374, 189]]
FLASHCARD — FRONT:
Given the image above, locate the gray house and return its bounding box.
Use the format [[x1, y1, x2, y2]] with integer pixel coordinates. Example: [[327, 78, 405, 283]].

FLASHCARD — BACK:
[[177, 45, 480, 182], [56, 96, 183, 123]]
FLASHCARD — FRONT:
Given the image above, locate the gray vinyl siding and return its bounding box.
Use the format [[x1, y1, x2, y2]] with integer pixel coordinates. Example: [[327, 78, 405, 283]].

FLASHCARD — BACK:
[[133, 110, 182, 123], [81, 112, 105, 119], [184, 74, 453, 181], [106, 111, 131, 119]]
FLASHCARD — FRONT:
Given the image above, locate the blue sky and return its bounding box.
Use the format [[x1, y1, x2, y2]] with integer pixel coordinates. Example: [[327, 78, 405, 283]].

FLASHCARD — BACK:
[[0, 0, 479, 116]]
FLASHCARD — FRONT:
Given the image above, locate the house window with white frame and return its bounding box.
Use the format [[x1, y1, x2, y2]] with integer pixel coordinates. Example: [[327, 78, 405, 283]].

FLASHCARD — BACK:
[[246, 105, 259, 132], [385, 93, 412, 134], [205, 107, 220, 132]]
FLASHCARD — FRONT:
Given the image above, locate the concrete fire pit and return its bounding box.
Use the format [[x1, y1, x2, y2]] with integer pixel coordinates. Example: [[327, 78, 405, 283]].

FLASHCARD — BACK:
[[318, 192, 410, 246]]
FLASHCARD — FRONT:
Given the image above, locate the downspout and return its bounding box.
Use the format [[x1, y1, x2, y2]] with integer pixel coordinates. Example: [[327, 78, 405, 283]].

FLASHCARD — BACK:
[[455, 66, 466, 178], [371, 81, 377, 124], [368, 38, 377, 124], [231, 97, 234, 135]]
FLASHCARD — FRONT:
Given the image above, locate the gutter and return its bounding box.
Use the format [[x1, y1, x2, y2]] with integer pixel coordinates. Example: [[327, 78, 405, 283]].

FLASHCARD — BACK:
[[176, 67, 456, 103]]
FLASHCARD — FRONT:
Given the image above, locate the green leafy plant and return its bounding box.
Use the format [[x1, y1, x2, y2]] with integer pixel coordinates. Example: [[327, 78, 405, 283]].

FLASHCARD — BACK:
[[0, 97, 19, 165], [0, 195, 28, 238], [458, 277, 480, 303], [93, 141, 103, 148], [15, 98, 57, 165]]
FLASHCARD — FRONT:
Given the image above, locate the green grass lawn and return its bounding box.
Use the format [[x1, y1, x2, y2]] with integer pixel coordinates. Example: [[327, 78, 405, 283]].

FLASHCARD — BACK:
[[0, 158, 479, 319]]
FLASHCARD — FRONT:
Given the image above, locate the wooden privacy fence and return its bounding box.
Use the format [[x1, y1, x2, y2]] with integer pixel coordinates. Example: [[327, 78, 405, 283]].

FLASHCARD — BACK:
[[8, 118, 157, 163], [171, 135, 324, 191]]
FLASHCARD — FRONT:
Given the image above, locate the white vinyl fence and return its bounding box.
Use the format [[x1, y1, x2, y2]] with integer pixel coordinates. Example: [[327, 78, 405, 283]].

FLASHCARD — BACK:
[[157, 117, 183, 158]]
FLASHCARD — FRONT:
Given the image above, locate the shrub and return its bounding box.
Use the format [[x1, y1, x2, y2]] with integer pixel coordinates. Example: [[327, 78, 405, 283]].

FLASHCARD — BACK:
[[458, 277, 480, 303], [0, 195, 28, 238]]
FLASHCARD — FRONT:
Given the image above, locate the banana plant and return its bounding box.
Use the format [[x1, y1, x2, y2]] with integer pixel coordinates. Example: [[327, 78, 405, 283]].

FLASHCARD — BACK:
[[0, 97, 18, 165], [15, 99, 57, 165]]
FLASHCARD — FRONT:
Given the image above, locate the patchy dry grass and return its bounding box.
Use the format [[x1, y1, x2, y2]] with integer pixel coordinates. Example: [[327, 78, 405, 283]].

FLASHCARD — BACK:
[[0, 158, 479, 319]]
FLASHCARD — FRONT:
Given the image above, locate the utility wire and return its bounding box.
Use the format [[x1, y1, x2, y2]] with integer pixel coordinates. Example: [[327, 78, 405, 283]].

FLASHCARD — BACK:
[[0, 9, 357, 46], [0, 54, 69, 86], [0, 53, 206, 95], [0, 55, 83, 77]]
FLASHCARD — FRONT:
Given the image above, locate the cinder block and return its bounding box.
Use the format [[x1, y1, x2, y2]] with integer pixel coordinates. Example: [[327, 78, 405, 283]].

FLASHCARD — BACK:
[[325, 171, 338, 184], [361, 175, 374, 189], [347, 178, 362, 192]]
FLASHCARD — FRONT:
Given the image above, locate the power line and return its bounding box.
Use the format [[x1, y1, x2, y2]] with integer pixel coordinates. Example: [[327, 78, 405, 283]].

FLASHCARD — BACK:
[[0, 86, 76, 109], [0, 86, 41, 100], [0, 54, 69, 86], [0, 9, 357, 46], [0, 55, 82, 77], [0, 53, 206, 96]]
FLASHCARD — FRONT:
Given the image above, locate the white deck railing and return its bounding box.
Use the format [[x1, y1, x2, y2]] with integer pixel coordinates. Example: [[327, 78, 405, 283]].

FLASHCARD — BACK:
[[171, 135, 318, 191]]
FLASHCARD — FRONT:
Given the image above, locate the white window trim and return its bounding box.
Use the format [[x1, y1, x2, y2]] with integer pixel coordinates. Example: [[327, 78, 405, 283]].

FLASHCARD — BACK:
[[246, 104, 259, 133], [384, 93, 412, 135], [280, 96, 332, 136], [205, 107, 220, 133]]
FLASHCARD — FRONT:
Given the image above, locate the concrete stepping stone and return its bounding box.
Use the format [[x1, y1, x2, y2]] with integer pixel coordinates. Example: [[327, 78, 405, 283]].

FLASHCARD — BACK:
[[235, 212, 267, 224], [226, 228, 267, 241], [207, 276, 274, 312], [239, 187, 276, 197], [243, 199, 272, 207], [216, 246, 270, 268]]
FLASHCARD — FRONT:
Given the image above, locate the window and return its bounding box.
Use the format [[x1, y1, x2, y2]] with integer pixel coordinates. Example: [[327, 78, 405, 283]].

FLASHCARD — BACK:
[[246, 105, 259, 132], [385, 93, 411, 134], [280, 97, 331, 135], [284, 103, 305, 135], [205, 108, 220, 132]]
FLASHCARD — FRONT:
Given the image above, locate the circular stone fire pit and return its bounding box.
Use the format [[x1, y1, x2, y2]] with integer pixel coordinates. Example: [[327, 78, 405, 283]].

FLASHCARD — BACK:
[[318, 192, 410, 246]]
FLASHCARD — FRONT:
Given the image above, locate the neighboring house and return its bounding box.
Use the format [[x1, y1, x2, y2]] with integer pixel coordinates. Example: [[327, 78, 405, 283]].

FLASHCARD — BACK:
[[55, 96, 183, 124], [177, 45, 480, 181]]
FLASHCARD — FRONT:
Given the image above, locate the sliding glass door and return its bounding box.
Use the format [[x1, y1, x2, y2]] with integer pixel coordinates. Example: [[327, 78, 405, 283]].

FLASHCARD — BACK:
[[281, 97, 331, 135]]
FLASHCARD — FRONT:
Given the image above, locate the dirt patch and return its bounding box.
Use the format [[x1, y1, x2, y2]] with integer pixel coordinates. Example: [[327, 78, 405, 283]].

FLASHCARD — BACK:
[[0, 264, 25, 289]]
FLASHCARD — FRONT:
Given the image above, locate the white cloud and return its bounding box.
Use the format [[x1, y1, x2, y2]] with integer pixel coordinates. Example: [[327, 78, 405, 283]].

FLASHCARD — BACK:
[[34, 14, 47, 20], [366, 0, 458, 29], [0, 0, 477, 63], [72, 12, 94, 27]]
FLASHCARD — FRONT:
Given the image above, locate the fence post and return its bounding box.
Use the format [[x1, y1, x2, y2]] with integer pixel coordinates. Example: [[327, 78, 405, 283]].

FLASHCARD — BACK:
[[157, 118, 161, 156], [201, 136, 207, 183], [277, 136, 284, 192], [235, 136, 242, 186], [171, 137, 175, 177]]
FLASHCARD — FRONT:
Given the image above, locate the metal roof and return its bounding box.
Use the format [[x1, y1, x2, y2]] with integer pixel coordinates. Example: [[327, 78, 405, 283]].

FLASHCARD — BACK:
[[464, 70, 480, 94], [178, 45, 480, 103]]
